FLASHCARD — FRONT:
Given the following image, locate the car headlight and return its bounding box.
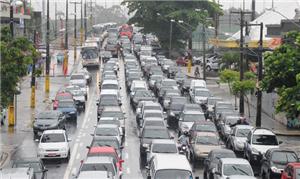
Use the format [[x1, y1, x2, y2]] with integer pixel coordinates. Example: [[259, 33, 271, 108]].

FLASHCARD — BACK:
[[142, 143, 149, 148], [271, 166, 282, 173], [60, 147, 67, 152]]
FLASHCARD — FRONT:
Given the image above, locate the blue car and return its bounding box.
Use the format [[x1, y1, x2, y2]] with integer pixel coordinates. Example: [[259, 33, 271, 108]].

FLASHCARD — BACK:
[[56, 100, 77, 120]]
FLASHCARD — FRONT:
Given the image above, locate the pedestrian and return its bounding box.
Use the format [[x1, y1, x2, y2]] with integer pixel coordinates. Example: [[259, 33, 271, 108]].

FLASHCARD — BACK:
[[0, 107, 6, 126], [230, 113, 249, 127], [194, 66, 200, 78]]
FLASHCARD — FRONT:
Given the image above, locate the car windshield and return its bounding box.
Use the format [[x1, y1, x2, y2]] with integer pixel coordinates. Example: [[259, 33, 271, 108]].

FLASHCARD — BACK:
[[143, 128, 169, 139], [144, 106, 161, 111], [95, 128, 118, 136], [236, 129, 251, 137], [252, 135, 278, 145], [163, 81, 177, 86], [152, 144, 177, 153], [135, 91, 152, 97], [81, 163, 115, 175], [151, 76, 163, 81], [41, 134, 65, 143], [37, 113, 58, 120], [99, 98, 119, 106], [144, 112, 162, 118], [82, 49, 98, 59], [170, 104, 183, 111], [154, 169, 192, 179], [71, 75, 84, 80], [172, 97, 187, 104], [13, 162, 41, 172], [223, 164, 253, 176], [101, 111, 123, 118], [195, 90, 210, 97], [98, 120, 120, 126], [102, 84, 118, 90], [183, 114, 205, 122], [58, 101, 74, 108], [196, 136, 219, 145], [195, 124, 217, 132], [91, 139, 119, 149], [271, 152, 298, 164], [144, 120, 164, 127], [213, 152, 236, 159], [56, 94, 72, 100]]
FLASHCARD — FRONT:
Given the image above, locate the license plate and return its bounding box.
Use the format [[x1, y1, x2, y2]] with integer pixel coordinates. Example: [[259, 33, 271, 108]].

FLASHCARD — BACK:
[[48, 153, 57, 157]]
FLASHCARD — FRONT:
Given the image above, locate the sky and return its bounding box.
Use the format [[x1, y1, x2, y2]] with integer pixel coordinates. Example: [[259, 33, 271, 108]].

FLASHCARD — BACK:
[[29, 0, 300, 19]]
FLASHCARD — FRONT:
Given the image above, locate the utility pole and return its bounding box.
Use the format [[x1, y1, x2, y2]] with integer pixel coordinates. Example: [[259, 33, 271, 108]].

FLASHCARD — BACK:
[[23, 0, 26, 36], [65, 0, 69, 50], [10, 2, 14, 37], [251, 0, 256, 21], [256, 22, 263, 127], [55, 2, 57, 38], [80, 0, 83, 45], [231, 10, 252, 114], [202, 24, 206, 81], [45, 0, 50, 93], [71, 1, 81, 63], [169, 20, 174, 58], [31, 31, 37, 108], [84, 0, 87, 40]]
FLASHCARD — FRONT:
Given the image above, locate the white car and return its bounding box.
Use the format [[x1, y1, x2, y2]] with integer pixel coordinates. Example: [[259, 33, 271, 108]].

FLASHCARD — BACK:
[[212, 158, 254, 179], [227, 125, 253, 153], [191, 88, 211, 105], [93, 124, 123, 145], [37, 129, 71, 161], [146, 139, 178, 162], [70, 73, 88, 99]]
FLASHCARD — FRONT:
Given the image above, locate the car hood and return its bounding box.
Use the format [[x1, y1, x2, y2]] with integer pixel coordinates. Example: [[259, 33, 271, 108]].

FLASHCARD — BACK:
[[235, 137, 247, 143], [194, 96, 208, 101], [74, 95, 85, 102], [39, 142, 68, 150], [134, 96, 154, 102], [252, 144, 279, 154], [70, 79, 86, 85], [34, 119, 58, 126]]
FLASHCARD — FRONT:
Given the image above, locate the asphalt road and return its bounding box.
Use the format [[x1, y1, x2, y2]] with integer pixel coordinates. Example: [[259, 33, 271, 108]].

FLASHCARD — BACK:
[[8, 56, 300, 179]]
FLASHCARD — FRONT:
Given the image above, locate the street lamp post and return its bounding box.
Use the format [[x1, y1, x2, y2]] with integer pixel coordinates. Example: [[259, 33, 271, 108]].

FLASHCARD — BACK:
[[45, 0, 50, 93], [169, 19, 175, 58]]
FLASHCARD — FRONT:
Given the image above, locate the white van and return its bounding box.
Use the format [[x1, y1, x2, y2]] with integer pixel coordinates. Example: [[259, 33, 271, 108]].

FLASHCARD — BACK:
[[146, 154, 199, 179], [189, 79, 207, 97], [81, 42, 100, 67]]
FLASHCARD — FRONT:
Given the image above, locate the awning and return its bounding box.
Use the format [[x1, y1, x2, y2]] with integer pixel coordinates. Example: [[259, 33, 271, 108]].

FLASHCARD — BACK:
[[209, 38, 282, 49]]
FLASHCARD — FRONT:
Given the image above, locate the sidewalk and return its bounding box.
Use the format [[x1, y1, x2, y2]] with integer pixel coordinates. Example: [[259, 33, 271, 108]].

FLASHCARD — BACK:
[[0, 49, 81, 168], [180, 65, 300, 136]]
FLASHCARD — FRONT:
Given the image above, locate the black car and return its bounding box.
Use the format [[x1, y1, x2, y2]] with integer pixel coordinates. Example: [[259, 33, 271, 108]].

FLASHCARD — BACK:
[[12, 158, 48, 179], [261, 148, 298, 179], [56, 99, 78, 120], [139, 126, 172, 167], [33, 111, 66, 138], [131, 90, 155, 110], [97, 96, 121, 118], [203, 149, 236, 179]]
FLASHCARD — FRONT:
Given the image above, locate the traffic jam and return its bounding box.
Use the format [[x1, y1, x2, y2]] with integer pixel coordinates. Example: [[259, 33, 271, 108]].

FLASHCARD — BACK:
[[5, 23, 300, 179]]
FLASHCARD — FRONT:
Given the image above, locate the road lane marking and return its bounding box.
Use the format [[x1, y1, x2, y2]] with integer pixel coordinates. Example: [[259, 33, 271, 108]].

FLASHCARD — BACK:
[[64, 142, 79, 179], [76, 153, 80, 160], [125, 153, 129, 159], [63, 75, 97, 179], [125, 141, 128, 147], [126, 167, 131, 174]]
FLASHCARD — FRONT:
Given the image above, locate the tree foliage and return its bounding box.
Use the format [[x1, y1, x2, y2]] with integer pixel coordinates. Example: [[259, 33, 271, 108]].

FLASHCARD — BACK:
[[219, 69, 239, 93], [262, 31, 300, 117], [0, 26, 38, 108], [121, 1, 222, 52], [221, 51, 239, 70], [93, 5, 127, 24]]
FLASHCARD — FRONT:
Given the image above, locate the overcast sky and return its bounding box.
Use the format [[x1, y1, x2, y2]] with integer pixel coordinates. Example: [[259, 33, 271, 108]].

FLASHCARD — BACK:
[[30, 0, 300, 19]]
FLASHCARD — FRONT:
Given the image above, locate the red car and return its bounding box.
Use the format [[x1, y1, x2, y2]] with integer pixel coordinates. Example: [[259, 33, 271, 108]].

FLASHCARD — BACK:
[[53, 91, 73, 110], [176, 57, 188, 66], [87, 146, 124, 172], [281, 162, 300, 179]]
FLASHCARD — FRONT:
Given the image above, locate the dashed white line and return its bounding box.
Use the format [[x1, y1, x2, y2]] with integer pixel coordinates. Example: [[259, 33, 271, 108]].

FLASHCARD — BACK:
[[125, 152, 129, 159], [76, 153, 80, 160], [63, 142, 79, 179], [125, 141, 128, 147]]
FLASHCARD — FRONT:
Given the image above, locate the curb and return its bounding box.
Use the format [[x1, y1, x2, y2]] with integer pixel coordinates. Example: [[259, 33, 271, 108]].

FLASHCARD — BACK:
[[0, 152, 8, 168]]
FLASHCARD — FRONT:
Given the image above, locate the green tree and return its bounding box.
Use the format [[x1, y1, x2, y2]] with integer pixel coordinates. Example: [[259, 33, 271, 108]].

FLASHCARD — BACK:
[[221, 51, 239, 70], [262, 31, 300, 118], [122, 1, 222, 53], [219, 69, 239, 93], [0, 26, 38, 108]]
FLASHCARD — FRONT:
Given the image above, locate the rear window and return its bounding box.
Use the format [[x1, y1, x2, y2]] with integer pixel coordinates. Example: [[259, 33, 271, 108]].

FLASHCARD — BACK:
[[252, 134, 278, 145]]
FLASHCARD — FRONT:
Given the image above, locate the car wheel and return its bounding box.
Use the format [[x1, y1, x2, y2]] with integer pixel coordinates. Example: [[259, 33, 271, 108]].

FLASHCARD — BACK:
[[203, 171, 208, 179], [65, 151, 70, 162]]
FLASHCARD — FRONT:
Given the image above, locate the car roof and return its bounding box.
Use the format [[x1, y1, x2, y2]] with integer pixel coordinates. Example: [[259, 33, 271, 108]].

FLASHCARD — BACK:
[[144, 126, 167, 130], [220, 158, 250, 165], [184, 111, 204, 115], [194, 88, 209, 92], [43, 129, 66, 134], [143, 101, 160, 106], [267, 148, 296, 154], [77, 171, 111, 179], [235, 125, 254, 130], [89, 146, 117, 154], [252, 128, 275, 135], [102, 80, 118, 84], [103, 106, 122, 111], [96, 124, 118, 128], [144, 109, 162, 114], [100, 90, 118, 95], [144, 117, 164, 121], [85, 156, 114, 164], [38, 110, 62, 117], [153, 154, 192, 171], [193, 120, 215, 125], [152, 139, 176, 144], [196, 132, 218, 137]]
